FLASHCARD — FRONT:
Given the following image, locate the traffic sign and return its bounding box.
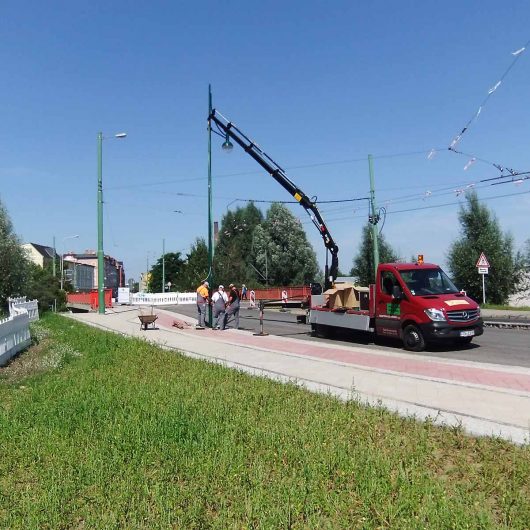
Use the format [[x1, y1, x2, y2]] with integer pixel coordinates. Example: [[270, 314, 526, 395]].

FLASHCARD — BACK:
[[476, 252, 490, 268], [478, 267, 489, 274]]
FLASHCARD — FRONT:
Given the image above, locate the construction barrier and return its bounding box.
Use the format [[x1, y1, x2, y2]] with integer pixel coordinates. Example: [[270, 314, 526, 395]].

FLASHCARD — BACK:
[[0, 311, 31, 366], [67, 289, 113, 310], [251, 286, 310, 301], [8, 297, 39, 322], [129, 292, 197, 306]]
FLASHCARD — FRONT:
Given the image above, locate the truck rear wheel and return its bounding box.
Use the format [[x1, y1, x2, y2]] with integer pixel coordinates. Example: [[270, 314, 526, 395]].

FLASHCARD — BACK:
[[403, 324, 425, 352]]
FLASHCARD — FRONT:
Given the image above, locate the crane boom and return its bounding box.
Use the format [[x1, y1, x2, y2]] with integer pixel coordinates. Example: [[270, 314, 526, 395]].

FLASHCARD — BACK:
[[209, 109, 339, 289]]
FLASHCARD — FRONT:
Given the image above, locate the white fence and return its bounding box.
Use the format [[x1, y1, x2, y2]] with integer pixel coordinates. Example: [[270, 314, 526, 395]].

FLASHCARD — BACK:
[[9, 297, 39, 322], [0, 312, 31, 366], [128, 292, 197, 306], [0, 297, 38, 366]]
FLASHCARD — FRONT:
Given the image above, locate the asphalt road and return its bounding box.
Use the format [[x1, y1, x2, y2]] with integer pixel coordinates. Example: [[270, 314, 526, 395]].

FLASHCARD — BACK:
[[165, 304, 530, 368]]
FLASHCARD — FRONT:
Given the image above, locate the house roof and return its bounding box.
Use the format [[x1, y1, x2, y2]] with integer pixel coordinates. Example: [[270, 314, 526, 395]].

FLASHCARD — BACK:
[[26, 243, 55, 259]]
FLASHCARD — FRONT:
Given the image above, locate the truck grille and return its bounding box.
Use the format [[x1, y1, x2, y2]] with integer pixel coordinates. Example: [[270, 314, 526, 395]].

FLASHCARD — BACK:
[[446, 309, 480, 322]]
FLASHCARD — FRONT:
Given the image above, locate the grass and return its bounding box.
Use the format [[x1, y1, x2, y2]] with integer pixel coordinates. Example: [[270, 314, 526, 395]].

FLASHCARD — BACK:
[[482, 303, 530, 311], [0, 314, 529, 529]]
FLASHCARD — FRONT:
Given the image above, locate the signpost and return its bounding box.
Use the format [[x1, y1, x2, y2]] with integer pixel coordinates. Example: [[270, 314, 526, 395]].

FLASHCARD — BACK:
[[476, 252, 490, 304]]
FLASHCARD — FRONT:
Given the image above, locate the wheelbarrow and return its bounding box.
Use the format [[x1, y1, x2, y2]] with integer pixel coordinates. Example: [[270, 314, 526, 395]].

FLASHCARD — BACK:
[[138, 313, 158, 330]]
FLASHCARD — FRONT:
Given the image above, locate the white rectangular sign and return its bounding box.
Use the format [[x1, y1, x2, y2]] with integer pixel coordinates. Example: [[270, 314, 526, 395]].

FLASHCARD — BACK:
[[478, 267, 489, 274], [117, 287, 131, 304]]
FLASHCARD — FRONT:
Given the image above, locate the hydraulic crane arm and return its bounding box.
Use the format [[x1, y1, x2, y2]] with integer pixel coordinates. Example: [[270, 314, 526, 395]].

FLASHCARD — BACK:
[[209, 109, 339, 289]]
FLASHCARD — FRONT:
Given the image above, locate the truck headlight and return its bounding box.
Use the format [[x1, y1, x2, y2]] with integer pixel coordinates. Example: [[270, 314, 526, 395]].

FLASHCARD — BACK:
[[424, 308, 446, 321]]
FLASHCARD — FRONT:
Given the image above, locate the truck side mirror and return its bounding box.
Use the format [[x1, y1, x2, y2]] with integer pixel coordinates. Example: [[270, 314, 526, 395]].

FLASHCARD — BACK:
[[392, 285, 403, 300]]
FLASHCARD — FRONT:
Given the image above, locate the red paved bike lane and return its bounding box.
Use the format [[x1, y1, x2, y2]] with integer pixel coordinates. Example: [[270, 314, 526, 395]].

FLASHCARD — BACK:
[[156, 311, 530, 394]]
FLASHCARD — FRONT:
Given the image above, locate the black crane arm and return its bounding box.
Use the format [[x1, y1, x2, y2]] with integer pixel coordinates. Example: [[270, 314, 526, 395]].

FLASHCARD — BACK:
[[209, 109, 339, 289]]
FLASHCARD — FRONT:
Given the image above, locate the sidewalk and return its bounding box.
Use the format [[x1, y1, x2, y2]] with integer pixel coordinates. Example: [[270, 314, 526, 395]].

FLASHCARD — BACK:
[[64, 306, 530, 445]]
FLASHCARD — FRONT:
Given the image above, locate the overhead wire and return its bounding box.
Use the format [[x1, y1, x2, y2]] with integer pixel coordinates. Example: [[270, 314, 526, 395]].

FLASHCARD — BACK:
[[303, 188, 530, 225], [103, 146, 449, 191], [448, 40, 529, 151]]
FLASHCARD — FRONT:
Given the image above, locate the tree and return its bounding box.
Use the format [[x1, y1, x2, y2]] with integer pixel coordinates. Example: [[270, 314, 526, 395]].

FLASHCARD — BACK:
[[0, 199, 29, 310], [447, 192, 523, 304], [25, 262, 66, 312], [149, 252, 186, 292], [508, 239, 530, 305], [213, 203, 264, 287], [252, 203, 319, 286], [179, 238, 209, 291], [350, 224, 400, 285]]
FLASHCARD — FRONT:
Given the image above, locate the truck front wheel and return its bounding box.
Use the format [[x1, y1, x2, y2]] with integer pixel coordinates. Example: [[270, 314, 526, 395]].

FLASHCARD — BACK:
[[402, 324, 425, 352]]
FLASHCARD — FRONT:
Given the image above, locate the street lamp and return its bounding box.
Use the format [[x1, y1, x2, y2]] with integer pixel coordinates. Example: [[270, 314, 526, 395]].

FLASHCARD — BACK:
[[207, 85, 214, 326], [97, 131, 127, 314], [60, 234, 79, 290], [207, 85, 235, 326], [221, 132, 233, 152]]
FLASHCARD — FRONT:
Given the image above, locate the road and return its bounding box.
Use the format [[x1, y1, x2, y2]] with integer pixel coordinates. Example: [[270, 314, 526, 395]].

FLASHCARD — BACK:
[[165, 304, 530, 368]]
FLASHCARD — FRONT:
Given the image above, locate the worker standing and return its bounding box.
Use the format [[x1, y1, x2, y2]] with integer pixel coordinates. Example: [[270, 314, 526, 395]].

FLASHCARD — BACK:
[[249, 288, 256, 309], [225, 283, 241, 329], [196, 280, 210, 329], [281, 288, 288, 311], [212, 285, 228, 330]]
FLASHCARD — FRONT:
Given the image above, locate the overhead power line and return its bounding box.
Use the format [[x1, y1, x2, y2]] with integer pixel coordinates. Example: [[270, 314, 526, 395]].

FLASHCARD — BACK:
[[104, 147, 449, 191], [448, 40, 529, 150], [305, 189, 530, 225]]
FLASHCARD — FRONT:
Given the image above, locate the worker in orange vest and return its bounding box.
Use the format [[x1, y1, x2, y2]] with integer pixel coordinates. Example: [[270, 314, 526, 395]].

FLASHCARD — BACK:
[[196, 280, 210, 329]]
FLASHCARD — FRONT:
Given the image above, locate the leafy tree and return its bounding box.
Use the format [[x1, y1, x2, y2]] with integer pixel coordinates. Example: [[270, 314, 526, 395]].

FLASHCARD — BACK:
[[509, 239, 530, 305], [0, 199, 29, 310], [179, 238, 209, 291], [149, 252, 186, 292], [252, 203, 319, 286], [350, 224, 400, 285], [447, 192, 523, 304], [25, 262, 66, 312], [521, 239, 530, 272], [214, 203, 264, 287]]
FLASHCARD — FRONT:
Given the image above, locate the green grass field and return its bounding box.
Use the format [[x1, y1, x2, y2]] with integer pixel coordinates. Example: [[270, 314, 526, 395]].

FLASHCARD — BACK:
[[1, 314, 529, 528]]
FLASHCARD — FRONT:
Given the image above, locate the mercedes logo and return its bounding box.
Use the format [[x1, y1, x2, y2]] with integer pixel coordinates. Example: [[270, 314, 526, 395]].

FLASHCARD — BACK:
[[462, 311, 468, 319]]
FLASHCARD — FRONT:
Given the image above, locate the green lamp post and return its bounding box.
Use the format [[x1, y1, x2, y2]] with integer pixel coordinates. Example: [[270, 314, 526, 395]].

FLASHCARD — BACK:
[[97, 131, 127, 314], [207, 86, 214, 326]]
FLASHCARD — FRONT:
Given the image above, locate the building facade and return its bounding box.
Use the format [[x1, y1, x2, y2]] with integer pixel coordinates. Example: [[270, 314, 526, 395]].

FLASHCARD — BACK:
[[63, 257, 95, 291], [65, 251, 126, 297]]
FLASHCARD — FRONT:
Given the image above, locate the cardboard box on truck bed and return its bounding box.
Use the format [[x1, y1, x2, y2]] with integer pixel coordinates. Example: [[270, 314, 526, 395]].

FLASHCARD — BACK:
[[323, 283, 370, 310]]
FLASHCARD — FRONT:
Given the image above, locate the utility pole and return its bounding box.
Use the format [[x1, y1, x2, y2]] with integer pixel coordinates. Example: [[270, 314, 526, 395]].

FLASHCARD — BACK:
[[162, 238, 165, 293], [207, 84, 214, 326], [262, 249, 268, 287], [52, 236, 56, 278], [368, 154, 380, 280], [97, 132, 105, 314]]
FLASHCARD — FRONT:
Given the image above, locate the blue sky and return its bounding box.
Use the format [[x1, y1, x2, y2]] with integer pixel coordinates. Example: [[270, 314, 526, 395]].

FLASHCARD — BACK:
[[1, 1, 529, 282]]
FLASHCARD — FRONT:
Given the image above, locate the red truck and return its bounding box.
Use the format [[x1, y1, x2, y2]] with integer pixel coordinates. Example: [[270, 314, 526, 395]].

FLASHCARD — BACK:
[[310, 263, 483, 351]]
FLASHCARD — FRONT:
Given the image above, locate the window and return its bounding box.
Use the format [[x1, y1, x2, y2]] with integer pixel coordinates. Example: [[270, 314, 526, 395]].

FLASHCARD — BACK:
[[381, 271, 398, 296], [400, 268, 459, 296]]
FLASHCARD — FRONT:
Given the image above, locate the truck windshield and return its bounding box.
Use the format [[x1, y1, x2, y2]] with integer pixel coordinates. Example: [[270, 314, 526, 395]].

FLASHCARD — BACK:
[[399, 268, 459, 296]]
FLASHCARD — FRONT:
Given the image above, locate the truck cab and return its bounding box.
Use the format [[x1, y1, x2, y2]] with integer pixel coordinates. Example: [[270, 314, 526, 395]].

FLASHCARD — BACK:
[[375, 263, 483, 351]]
